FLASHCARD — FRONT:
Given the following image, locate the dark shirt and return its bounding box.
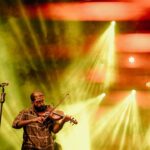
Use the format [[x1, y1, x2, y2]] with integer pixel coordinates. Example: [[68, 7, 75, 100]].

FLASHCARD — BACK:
[[12, 106, 55, 150]]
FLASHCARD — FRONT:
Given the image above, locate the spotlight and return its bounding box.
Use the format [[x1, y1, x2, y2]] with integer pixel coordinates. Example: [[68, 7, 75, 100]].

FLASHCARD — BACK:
[[128, 56, 135, 64], [131, 89, 136, 95], [146, 81, 150, 88], [111, 21, 116, 26], [97, 93, 106, 99], [101, 93, 106, 98]]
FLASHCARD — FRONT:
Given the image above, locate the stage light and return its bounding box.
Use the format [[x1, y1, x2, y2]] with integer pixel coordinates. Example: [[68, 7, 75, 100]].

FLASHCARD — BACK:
[[91, 90, 141, 150], [88, 21, 116, 89], [59, 21, 116, 103], [101, 92, 106, 97], [128, 56, 135, 64], [97, 93, 106, 100], [111, 21, 116, 26], [146, 81, 150, 88], [131, 89, 136, 95], [55, 91, 107, 150]]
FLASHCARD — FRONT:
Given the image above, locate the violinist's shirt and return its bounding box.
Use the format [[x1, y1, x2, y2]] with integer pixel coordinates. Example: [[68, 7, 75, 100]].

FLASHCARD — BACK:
[[12, 106, 55, 150]]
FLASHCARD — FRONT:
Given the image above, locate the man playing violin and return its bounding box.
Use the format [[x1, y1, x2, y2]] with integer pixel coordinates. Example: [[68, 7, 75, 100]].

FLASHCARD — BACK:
[[12, 91, 71, 150]]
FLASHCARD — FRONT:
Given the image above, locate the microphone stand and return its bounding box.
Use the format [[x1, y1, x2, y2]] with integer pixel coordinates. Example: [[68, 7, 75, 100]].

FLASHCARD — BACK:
[[0, 86, 6, 126]]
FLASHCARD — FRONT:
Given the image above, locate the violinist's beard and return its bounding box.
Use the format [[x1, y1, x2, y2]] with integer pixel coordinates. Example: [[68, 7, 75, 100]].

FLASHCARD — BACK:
[[34, 105, 47, 112]]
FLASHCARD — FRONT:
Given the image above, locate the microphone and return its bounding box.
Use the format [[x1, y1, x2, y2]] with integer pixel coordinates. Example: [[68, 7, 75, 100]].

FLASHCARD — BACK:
[[0, 82, 9, 87]]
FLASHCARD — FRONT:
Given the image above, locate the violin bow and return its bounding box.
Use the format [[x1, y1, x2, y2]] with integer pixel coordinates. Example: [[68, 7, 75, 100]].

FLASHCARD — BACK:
[[43, 93, 78, 125], [43, 93, 70, 122], [50, 93, 70, 112], [51, 93, 78, 125]]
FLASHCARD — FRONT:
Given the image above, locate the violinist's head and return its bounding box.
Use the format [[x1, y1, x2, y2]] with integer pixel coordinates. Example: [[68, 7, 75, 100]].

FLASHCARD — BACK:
[[30, 91, 47, 112]]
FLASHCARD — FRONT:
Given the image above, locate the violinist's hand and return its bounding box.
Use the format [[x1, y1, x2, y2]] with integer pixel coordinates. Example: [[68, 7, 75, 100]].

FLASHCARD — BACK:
[[62, 115, 71, 122], [62, 115, 78, 125], [32, 116, 45, 123]]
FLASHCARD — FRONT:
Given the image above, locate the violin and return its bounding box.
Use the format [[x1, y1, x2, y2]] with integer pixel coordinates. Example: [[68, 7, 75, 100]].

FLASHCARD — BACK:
[[50, 109, 78, 125], [38, 106, 78, 125], [36, 93, 78, 125]]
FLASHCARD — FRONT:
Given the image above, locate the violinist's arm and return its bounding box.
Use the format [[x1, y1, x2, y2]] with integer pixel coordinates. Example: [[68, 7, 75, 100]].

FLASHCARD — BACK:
[[13, 117, 45, 128], [12, 110, 45, 129], [52, 116, 70, 133]]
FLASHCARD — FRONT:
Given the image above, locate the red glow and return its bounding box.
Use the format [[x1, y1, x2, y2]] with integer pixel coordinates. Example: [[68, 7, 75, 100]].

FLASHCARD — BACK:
[[103, 91, 150, 108], [26, 2, 145, 21], [116, 33, 150, 52], [117, 53, 150, 69], [86, 68, 106, 83], [133, 0, 150, 7]]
